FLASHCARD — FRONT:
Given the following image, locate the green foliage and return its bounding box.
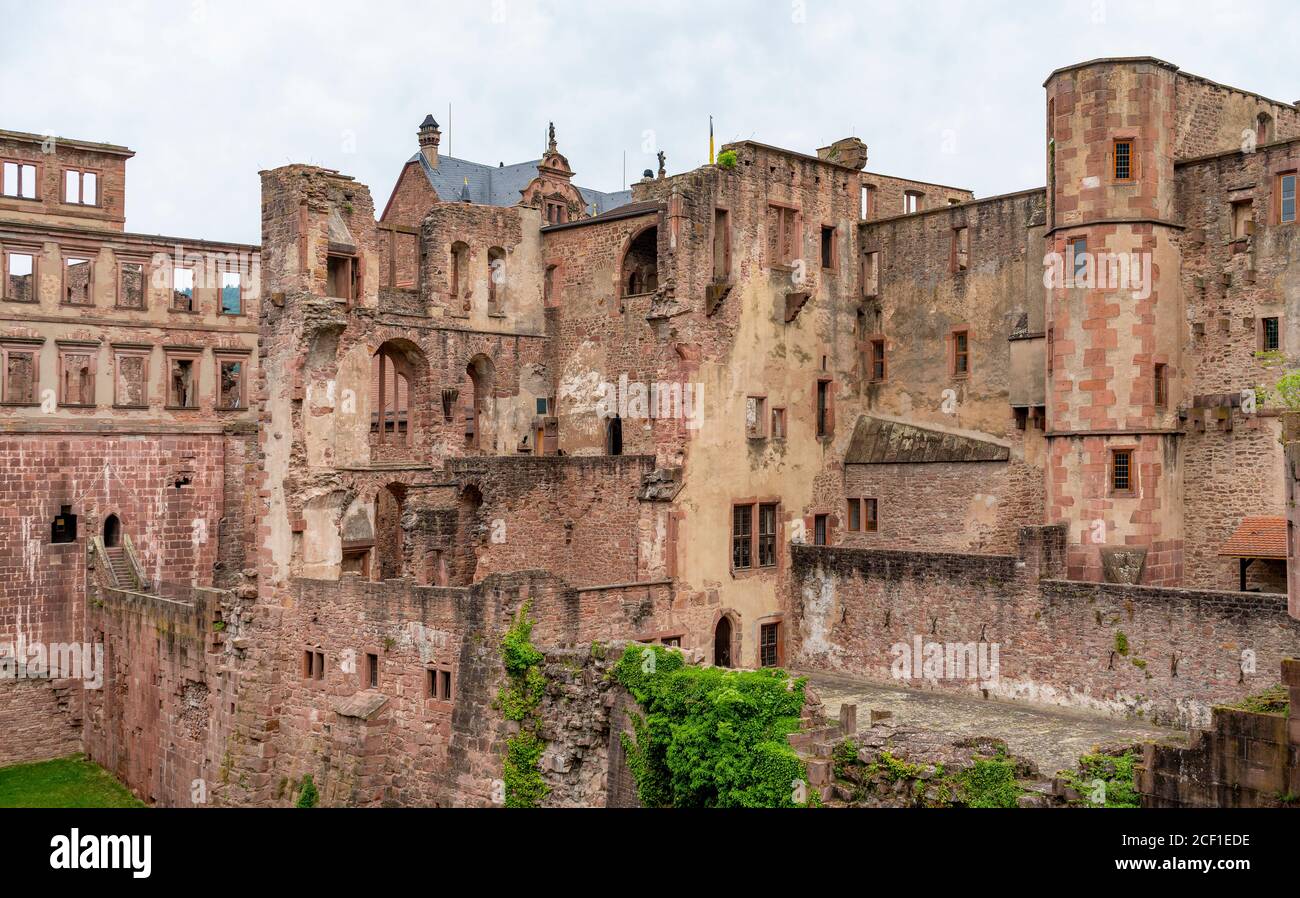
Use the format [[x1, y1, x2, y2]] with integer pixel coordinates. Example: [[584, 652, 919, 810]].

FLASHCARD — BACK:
[[955, 756, 1023, 808], [497, 603, 549, 808], [1224, 684, 1289, 716], [716, 149, 738, 170], [613, 643, 810, 807], [295, 774, 319, 808], [1114, 631, 1129, 656], [1256, 370, 1300, 409], [0, 755, 144, 808], [1058, 750, 1139, 808], [832, 738, 858, 779]]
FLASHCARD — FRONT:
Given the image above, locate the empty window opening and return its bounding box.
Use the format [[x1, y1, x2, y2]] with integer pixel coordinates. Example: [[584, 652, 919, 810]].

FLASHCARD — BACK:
[[64, 257, 92, 306], [465, 354, 494, 451], [860, 184, 875, 220], [1231, 199, 1254, 240], [2, 344, 38, 404], [374, 483, 405, 581], [371, 345, 412, 446], [820, 225, 836, 269], [51, 505, 77, 544], [59, 351, 94, 406], [622, 226, 659, 296], [326, 253, 358, 302], [713, 616, 733, 668], [745, 395, 767, 438], [63, 169, 97, 206], [168, 357, 197, 408], [102, 513, 121, 548], [449, 241, 469, 306], [903, 191, 923, 213], [5, 251, 35, 302], [606, 414, 623, 456], [952, 227, 969, 271], [1113, 140, 1134, 181], [218, 359, 244, 410], [760, 622, 780, 668], [118, 261, 144, 309], [767, 204, 799, 267], [771, 406, 786, 439], [861, 251, 879, 297], [1111, 449, 1134, 493], [2, 162, 37, 199], [220, 271, 241, 314], [712, 208, 731, 281], [171, 266, 194, 311], [544, 264, 558, 306]]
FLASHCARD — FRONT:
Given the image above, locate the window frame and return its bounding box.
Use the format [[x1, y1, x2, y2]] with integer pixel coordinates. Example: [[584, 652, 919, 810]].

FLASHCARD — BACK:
[[815, 376, 834, 438], [758, 620, 782, 668], [731, 500, 780, 573], [61, 254, 94, 307], [766, 202, 801, 269], [1112, 138, 1136, 182], [951, 328, 971, 378], [170, 265, 196, 313], [951, 226, 969, 272], [215, 351, 250, 411], [163, 347, 202, 410], [2, 247, 38, 303], [1153, 362, 1167, 409], [1110, 447, 1136, 496], [56, 342, 98, 408], [745, 394, 768, 439], [0, 338, 42, 406], [1, 160, 39, 200], [61, 167, 101, 207], [219, 269, 243, 316], [1260, 316, 1282, 352], [1278, 171, 1297, 225], [111, 345, 151, 410], [869, 337, 886, 383]]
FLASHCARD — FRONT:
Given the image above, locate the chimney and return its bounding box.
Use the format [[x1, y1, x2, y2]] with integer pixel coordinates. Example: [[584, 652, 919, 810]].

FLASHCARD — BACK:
[[418, 114, 441, 168]]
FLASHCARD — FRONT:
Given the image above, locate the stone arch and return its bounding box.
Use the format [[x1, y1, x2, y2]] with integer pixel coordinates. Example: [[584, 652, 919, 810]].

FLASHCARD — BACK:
[[712, 609, 741, 668], [371, 337, 429, 458], [102, 513, 121, 548], [621, 224, 658, 297]]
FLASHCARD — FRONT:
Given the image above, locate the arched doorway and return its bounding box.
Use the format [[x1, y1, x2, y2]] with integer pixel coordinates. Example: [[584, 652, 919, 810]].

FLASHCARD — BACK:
[[103, 513, 121, 548], [621, 226, 658, 297], [714, 616, 733, 668]]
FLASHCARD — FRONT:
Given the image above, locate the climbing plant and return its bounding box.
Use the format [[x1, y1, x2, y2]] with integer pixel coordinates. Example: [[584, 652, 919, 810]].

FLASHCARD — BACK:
[[612, 643, 811, 808], [497, 602, 549, 808], [295, 774, 319, 808]]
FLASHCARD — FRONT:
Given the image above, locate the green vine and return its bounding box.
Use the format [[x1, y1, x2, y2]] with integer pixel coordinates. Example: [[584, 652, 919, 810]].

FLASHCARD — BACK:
[[295, 774, 319, 808], [613, 644, 811, 807], [497, 602, 549, 808]]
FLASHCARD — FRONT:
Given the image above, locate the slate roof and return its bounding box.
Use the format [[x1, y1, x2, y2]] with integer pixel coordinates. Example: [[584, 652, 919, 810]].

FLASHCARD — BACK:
[[1219, 516, 1288, 559], [844, 415, 1011, 464], [411, 152, 631, 213]]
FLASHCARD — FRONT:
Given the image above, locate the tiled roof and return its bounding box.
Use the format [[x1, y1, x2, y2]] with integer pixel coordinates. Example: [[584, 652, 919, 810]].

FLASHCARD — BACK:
[[844, 415, 1010, 464], [411, 153, 630, 213], [1219, 516, 1288, 559]]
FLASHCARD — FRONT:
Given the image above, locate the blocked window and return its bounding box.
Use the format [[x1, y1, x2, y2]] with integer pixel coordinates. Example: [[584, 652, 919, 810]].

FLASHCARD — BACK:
[[1, 161, 37, 199], [167, 355, 198, 408], [745, 395, 767, 438], [544, 264, 558, 306], [758, 503, 778, 568], [450, 242, 469, 301], [220, 271, 241, 314], [952, 226, 969, 271], [1231, 199, 1254, 239], [487, 246, 505, 312], [63, 257, 92, 305], [770, 406, 786, 439], [759, 622, 780, 668], [172, 267, 194, 311], [713, 208, 731, 280], [1113, 139, 1134, 181], [63, 169, 98, 206], [59, 350, 94, 406], [903, 191, 923, 213], [218, 358, 245, 410], [861, 251, 879, 297], [118, 261, 144, 309], [1280, 173, 1297, 224], [4, 251, 35, 302], [1, 342, 38, 404], [767, 204, 799, 267], [114, 352, 148, 408], [1111, 449, 1134, 493], [952, 329, 970, 377], [731, 503, 754, 570]]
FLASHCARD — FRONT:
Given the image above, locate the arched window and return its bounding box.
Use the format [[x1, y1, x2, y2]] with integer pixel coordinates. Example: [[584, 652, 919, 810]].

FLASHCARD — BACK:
[[621, 226, 658, 298], [371, 344, 412, 448], [487, 246, 505, 313], [465, 355, 495, 451]]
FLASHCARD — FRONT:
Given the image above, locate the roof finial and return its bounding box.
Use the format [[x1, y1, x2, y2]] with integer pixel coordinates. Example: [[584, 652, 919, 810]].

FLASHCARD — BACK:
[[547, 121, 557, 154], [656, 150, 666, 179]]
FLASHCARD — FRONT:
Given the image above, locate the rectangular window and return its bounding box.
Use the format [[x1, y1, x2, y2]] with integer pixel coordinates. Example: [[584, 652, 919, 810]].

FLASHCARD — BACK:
[[1113, 140, 1134, 181], [713, 208, 731, 280], [758, 503, 777, 568], [861, 251, 879, 296], [544, 264, 558, 306], [903, 191, 923, 213], [952, 227, 969, 271], [860, 184, 875, 220], [113, 351, 148, 408], [952, 329, 970, 377], [813, 514, 828, 546], [847, 498, 861, 531], [1111, 449, 1134, 493], [327, 253, 357, 301], [220, 271, 241, 315], [167, 355, 198, 408], [2, 161, 37, 199], [1047, 326, 1055, 376], [759, 622, 780, 668], [768, 204, 799, 267], [1, 343, 39, 405], [118, 261, 144, 309], [770, 406, 786, 439], [1153, 363, 1167, 408], [1262, 316, 1281, 352], [314, 652, 325, 680], [731, 503, 753, 570], [1280, 173, 1297, 224], [745, 395, 767, 438], [1069, 237, 1088, 282], [865, 498, 878, 532], [172, 267, 194, 311], [302, 650, 313, 679], [820, 225, 835, 269], [218, 358, 245, 410], [366, 652, 379, 689], [1231, 199, 1254, 239], [59, 350, 95, 407], [439, 669, 452, 700], [816, 379, 832, 437], [870, 338, 886, 382], [63, 169, 98, 206], [63, 257, 92, 306], [4, 251, 35, 302]]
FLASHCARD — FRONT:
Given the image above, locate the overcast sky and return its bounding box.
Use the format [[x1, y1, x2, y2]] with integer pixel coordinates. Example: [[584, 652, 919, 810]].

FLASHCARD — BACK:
[[7, 1, 1296, 245]]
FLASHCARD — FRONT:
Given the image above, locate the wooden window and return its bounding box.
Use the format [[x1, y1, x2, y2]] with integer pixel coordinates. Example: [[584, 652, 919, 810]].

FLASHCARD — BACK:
[[117, 260, 144, 309], [952, 329, 970, 377], [4, 250, 36, 302], [171, 266, 194, 311], [1, 161, 37, 199], [1153, 363, 1167, 408], [815, 378, 833, 438], [366, 652, 379, 689], [903, 191, 923, 213], [326, 253, 358, 302], [745, 395, 767, 438], [63, 256, 92, 306], [1, 341, 39, 405], [861, 251, 879, 297], [813, 514, 828, 546], [771, 406, 786, 439], [865, 498, 878, 532], [731, 503, 753, 570], [1231, 199, 1254, 239], [820, 225, 836, 269], [847, 498, 861, 531], [767, 204, 799, 268], [113, 349, 148, 408], [757, 503, 778, 568], [1111, 449, 1134, 494], [870, 338, 886, 382], [1280, 173, 1297, 224], [952, 227, 969, 271], [220, 270, 241, 315], [1262, 316, 1281, 352], [1112, 139, 1134, 181], [63, 169, 98, 206], [713, 208, 731, 280], [759, 622, 781, 668], [217, 356, 246, 410]]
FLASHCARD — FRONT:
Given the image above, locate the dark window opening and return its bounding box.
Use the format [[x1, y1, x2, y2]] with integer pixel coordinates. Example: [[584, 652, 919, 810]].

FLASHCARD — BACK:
[[952, 330, 970, 376], [713, 616, 733, 668], [51, 505, 77, 544], [813, 514, 828, 546], [1263, 317, 1281, 352], [366, 652, 379, 688], [820, 226, 835, 269], [865, 498, 878, 533], [816, 379, 831, 437], [1153, 363, 1167, 408], [606, 415, 623, 456], [103, 513, 120, 548]]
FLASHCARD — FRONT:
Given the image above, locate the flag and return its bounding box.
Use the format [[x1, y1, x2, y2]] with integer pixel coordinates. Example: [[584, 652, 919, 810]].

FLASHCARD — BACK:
[[709, 115, 715, 164]]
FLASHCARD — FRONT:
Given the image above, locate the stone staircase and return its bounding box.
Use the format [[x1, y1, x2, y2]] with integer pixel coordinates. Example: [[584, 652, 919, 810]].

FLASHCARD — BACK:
[[104, 546, 139, 589]]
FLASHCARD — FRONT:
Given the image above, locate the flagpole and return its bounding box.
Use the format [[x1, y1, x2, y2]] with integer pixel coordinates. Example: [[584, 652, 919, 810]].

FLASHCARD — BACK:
[[709, 115, 715, 164]]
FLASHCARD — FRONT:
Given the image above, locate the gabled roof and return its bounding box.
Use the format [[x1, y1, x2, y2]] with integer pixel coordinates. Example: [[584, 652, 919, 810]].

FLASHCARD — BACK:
[[844, 415, 1010, 464], [1219, 516, 1288, 559], [410, 152, 631, 213]]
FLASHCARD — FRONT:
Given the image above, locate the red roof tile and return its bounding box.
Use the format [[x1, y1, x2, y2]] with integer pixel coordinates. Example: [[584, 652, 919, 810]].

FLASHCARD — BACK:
[[1219, 516, 1288, 560]]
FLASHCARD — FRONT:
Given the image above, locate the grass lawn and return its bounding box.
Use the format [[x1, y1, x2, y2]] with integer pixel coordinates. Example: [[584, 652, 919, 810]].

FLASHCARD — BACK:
[[0, 755, 145, 808]]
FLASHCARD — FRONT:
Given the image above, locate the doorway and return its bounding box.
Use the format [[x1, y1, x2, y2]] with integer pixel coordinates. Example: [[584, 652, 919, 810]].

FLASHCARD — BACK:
[[103, 513, 121, 548], [714, 616, 733, 668]]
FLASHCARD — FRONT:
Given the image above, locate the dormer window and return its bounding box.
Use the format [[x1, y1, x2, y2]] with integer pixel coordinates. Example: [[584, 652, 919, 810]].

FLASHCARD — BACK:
[[545, 201, 567, 224]]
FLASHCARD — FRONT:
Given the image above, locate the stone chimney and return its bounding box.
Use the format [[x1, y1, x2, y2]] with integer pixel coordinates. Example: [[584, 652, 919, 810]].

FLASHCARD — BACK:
[[418, 114, 441, 168], [816, 137, 868, 170]]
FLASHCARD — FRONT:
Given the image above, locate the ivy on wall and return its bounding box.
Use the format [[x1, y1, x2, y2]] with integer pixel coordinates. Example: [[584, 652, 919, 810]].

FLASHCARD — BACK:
[[612, 644, 811, 808], [498, 602, 549, 808]]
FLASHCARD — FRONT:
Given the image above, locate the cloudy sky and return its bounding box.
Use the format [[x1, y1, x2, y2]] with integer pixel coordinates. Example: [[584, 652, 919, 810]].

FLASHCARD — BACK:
[[7, 0, 1296, 244]]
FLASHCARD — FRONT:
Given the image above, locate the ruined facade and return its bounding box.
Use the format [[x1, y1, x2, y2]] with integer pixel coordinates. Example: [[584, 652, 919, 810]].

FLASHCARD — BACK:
[[4, 56, 1300, 806]]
